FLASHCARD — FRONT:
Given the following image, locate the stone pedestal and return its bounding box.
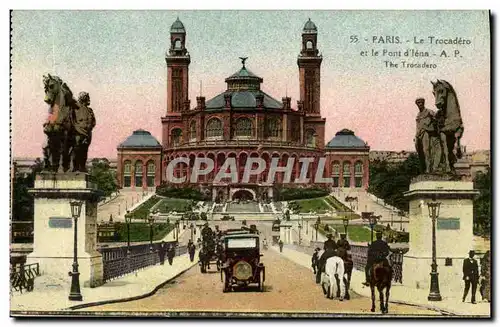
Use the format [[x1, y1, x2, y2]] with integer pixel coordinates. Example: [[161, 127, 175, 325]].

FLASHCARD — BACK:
[[403, 176, 479, 295], [27, 172, 103, 288]]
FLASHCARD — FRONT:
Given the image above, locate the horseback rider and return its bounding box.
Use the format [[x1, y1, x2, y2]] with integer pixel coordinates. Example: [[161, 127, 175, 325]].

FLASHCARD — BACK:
[[363, 231, 391, 286], [324, 234, 337, 251], [337, 233, 351, 251]]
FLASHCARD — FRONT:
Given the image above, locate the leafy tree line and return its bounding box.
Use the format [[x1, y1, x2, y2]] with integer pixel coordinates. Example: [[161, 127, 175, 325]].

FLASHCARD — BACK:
[[12, 158, 118, 223], [368, 153, 422, 212], [156, 184, 210, 201], [473, 168, 491, 237]]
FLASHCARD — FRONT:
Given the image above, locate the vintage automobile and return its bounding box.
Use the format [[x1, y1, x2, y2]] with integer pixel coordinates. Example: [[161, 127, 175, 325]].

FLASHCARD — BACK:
[[220, 233, 265, 292]]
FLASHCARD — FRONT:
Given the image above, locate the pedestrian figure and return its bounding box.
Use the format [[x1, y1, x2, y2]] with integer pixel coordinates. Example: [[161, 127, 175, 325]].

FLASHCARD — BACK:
[[311, 247, 320, 274], [463, 250, 479, 304], [158, 241, 166, 265], [278, 240, 284, 253], [315, 249, 325, 284], [480, 250, 490, 302], [188, 240, 196, 262], [167, 244, 176, 265]]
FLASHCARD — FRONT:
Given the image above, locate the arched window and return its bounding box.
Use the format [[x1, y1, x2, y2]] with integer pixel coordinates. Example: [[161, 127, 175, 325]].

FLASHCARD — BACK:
[[134, 161, 143, 188], [189, 121, 196, 142], [343, 161, 351, 188], [206, 118, 223, 139], [305, 129, 316, 147], [171, 128, 182, 146], [235, 118, 253, 137], [174, 39, 181, 49], [306, 40, 313, 49], [266, 117, 281, 138], [354, 161, 363, 188], [331, 161, 340, 187], [123, 160, 131, 187], [146, 161, 155, 187]]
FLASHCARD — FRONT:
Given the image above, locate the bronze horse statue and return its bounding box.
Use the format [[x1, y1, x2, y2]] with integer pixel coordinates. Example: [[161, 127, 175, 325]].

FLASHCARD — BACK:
[[42, 74, 78, 172], [431, 80, 464, 173], [370, 260, 393, 314], [42, 74, 96, 173]]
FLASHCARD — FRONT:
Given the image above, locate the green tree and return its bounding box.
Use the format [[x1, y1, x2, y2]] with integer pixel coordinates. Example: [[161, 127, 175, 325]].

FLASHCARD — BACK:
[[89, 158, 118, 198], [12, 158, 44, 221], [473, 168, 491, 236], [368, 154, 422, 212]]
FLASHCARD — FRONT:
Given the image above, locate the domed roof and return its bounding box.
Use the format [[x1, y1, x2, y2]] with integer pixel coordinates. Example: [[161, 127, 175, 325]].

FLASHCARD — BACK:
[[118, 129, 162, 149], [326, 129, 368, 149], [170, 17, 186, 33], [205, 90, 282, 110], [303, 18, 317, 33]]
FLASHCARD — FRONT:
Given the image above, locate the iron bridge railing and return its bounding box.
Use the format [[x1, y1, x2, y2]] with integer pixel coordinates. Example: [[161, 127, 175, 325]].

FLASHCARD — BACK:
[[10, 263, 40, 293], [99, 241, 188, 282]]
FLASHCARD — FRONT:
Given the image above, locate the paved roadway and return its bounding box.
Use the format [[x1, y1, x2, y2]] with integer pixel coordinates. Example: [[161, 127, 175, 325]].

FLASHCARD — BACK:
[[83, 233, 440, 316]]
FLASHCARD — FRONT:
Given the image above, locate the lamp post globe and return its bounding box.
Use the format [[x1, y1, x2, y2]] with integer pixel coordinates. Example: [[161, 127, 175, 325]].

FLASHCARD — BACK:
[[148, 213, 154, 251], [126, 210, 132, 246], [342, 216, 350, 236], [68, 201, 83, 301]]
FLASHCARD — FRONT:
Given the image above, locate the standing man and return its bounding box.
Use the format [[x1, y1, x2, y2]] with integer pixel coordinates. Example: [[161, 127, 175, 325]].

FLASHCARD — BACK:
[[188, 240, 196, 262], [72, 91, 96, 172], [414, 97, 436, 173], [463, 250, 479, 304], [158, 242, 166, 265], [167, 244, 176, 266], [337, 233, 351, 250], [363, 231, 390, 286], [278, 239, 284, 253], [311, 247, 320, 274]]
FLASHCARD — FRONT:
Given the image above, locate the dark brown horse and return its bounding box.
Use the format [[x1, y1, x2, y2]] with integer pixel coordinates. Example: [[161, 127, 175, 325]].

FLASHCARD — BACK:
[[370, 261, 392, 314], [431, 79, 464, 173]]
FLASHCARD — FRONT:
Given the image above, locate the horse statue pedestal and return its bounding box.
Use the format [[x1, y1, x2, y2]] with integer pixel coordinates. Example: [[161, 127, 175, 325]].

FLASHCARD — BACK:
[[403, 175, 479, 296], [27, 172, 104, 288]]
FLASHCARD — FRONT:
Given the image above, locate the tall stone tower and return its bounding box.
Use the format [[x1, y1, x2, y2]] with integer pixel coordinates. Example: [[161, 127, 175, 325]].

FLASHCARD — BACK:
[[298, 19, 326, 149], [298, 18, 322, 116], [162, 17, 191, 150]]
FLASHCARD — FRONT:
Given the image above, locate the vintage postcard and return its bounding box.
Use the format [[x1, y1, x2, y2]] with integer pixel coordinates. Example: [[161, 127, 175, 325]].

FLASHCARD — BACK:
[[9, 10, 491, 318]]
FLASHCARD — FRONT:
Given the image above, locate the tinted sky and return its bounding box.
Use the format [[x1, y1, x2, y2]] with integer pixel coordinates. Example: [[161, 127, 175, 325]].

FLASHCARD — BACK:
[[11, 10, 490, 158]]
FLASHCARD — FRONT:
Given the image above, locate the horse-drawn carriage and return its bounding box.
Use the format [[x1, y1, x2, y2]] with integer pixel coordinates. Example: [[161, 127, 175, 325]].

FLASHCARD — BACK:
[[199, 225, 223, 273]]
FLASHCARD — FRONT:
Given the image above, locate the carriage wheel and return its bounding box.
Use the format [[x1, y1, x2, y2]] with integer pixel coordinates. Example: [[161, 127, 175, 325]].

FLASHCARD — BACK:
[[216, 260, 221, 272]]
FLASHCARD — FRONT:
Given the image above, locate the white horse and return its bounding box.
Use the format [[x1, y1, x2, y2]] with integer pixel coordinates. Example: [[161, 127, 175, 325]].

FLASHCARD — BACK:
[[321, 255, 345, 300]]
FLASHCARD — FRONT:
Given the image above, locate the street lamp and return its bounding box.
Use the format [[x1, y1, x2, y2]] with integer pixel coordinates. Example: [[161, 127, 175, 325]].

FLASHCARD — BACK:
[[175, 220, 180, 242], [68, 200, 83, 301], [125, 210, 131, 254], [148, 213, 155, 251], [298, 223, 302, 245], [190, 223, 194, 241], [342, 216, 350, 236], [314, 217, 321, 241], [427, 200, 442, 301]]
